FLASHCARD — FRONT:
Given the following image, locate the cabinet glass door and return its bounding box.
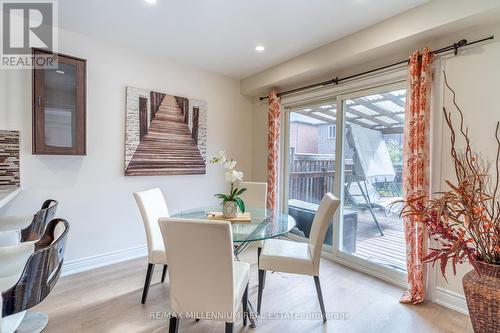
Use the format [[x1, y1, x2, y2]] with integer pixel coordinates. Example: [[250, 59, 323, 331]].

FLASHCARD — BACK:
[[43, 62, 77, 148], [33, 49, 86, 155]]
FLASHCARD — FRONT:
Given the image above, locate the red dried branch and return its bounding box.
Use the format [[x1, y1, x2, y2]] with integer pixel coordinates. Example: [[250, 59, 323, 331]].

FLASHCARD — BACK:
[[493, 122, 500, 220], [403, 72, 500, 279], [443, 72, 478, 176]]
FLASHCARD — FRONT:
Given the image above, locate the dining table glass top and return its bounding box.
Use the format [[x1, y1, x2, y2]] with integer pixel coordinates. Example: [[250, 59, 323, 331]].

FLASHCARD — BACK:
[[171, 207, 296, 243]]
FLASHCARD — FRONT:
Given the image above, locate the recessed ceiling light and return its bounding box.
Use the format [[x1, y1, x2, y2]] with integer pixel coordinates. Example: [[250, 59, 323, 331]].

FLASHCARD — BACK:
[[144, 0, 157, 4], [255, 45, 265, 52]]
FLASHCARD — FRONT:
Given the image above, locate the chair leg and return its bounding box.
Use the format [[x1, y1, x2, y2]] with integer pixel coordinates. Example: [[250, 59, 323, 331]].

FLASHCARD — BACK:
[[257, 269, 266, 314], [169, 316, 179, 333], [257, 247, 266, 289], [313, 276, 327, 322], [257, 247, 261, 267], [141, 263, 154, 304], [161, 265, 168, 283], [242, 283, 249, 326], [225, 322, 233, 333]]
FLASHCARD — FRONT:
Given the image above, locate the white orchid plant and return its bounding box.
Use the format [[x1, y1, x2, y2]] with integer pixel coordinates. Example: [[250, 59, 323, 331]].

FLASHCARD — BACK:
[[210, 151, 247, 213]]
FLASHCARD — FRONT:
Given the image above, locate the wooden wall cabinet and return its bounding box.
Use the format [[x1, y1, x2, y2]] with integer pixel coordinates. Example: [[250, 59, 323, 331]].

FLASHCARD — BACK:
[[32, 49, 87, 155]]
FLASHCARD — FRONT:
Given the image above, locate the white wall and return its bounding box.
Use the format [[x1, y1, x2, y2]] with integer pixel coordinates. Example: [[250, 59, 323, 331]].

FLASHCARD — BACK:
[[251, 101, 268, 183], [0, 69, 6, 125], [0, 28, 253, 265], [431, 34, 500, 302]]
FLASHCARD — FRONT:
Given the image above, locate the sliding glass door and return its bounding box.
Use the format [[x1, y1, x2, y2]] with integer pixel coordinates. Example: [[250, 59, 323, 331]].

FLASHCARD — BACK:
[[283, 81, 408, 284], [338, 85, 407, 273], [285, 101, 337, 252]]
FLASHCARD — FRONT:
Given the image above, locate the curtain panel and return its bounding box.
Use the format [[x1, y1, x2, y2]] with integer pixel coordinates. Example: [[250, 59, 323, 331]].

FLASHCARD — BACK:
[[267, 90, 281, 210], [400, 48, 433, 304]]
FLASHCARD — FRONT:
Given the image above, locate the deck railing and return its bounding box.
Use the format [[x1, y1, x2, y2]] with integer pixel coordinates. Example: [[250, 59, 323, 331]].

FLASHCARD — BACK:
[[288, 149, 402, 204], [150, 91, 166, 120], [175, 96, 190, 124]]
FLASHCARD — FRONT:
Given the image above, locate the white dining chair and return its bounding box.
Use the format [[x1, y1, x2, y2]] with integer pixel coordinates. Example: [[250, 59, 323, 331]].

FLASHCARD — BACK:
[[158, 218, 250, 333], [238, 181, 267, 215], [133, 188, 169, 304], [257, 193, 340, 322], [238, 181, 267, 262]]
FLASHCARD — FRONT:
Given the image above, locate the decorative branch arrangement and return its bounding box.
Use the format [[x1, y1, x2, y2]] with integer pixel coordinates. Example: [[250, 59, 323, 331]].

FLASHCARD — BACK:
[[402, 72, 500, 279]]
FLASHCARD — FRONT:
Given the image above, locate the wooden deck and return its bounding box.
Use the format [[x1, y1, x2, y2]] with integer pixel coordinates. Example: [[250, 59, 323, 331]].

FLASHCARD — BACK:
[[289, 199, 406, 272], [351, 208, 406, 272]]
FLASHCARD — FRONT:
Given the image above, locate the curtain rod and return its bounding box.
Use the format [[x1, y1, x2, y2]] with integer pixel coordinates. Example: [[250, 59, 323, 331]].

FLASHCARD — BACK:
[[258, 35, 494, 101]]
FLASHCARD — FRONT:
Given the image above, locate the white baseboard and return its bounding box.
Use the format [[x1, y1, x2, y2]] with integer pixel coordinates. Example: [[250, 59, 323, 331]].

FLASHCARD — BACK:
[[434, 287, 469, 315], [61, 245, 148, 277]]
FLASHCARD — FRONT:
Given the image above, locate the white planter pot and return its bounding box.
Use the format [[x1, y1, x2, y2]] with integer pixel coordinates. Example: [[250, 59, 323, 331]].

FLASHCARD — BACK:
[[222, 201, 238, 218]]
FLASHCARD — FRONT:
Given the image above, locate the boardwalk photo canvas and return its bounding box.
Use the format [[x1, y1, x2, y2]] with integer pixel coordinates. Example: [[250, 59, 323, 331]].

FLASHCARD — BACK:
[[125, 87, 207, 176]]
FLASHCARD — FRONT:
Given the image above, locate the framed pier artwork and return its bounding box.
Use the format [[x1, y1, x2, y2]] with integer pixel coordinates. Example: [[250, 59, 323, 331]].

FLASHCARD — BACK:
[[125, 87, 207, 176]]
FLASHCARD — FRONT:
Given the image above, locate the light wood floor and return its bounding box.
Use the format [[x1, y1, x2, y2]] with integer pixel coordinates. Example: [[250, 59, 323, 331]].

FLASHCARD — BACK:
[[35, 248, 472, 333]]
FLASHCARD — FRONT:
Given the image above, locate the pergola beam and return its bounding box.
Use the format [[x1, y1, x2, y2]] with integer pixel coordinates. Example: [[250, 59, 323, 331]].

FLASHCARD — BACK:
[[378, 126, 404, 134], [293, 91, 407, 131], [348, 98, 403, 126], [297, 110, 373, 129], [380, 92, 406, 106], [295, 111, 335, 124], [344, 106, 392, 127]]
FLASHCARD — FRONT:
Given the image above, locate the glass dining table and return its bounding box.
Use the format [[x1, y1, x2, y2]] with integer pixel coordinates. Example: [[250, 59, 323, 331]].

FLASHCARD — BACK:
[[171, 206, 296, 327]]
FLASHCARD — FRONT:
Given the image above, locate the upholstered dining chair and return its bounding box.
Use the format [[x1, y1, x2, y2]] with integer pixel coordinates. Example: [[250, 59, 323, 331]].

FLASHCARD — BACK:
[[133, 188, 169, 304], [257, 193, 340, 322], [238, 181, 267, 262], [158, 218, 250, 333], [238, 182, 267, 215], [0, 199, 58, 246], [1, 218, 69, 333]]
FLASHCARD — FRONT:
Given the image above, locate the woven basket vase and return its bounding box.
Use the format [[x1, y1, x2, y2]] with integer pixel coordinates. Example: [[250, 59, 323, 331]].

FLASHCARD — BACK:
[[462, 260, 499, 333]]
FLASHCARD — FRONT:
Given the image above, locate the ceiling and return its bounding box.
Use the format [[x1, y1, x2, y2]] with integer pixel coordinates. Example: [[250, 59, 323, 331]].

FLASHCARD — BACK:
[[58, 0, 428, 79]]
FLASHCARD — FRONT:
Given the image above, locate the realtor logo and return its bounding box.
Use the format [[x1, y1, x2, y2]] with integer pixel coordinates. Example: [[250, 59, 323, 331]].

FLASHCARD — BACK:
[[1, 0, 58, 68]]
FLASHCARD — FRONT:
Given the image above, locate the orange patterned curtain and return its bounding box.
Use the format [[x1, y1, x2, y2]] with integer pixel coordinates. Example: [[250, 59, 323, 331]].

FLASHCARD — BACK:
[[401, 48, 433, 304], [267, 90, 281, 210]]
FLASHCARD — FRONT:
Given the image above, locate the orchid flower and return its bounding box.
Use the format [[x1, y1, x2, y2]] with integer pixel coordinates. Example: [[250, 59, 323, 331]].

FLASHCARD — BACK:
[[224, 159, 237, 171], [225, 169, 244, 183], [211, 151, 247, 213]]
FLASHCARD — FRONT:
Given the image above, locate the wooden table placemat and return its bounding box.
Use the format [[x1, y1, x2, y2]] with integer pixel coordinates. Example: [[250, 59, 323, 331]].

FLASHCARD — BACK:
[[206, 212, 252, 223]]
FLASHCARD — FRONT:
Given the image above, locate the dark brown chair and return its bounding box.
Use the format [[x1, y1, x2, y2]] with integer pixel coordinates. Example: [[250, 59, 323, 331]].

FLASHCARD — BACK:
[[0, 200, 58, 246], [1, 218, 69, 333], [21, 199, 58, 241]]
